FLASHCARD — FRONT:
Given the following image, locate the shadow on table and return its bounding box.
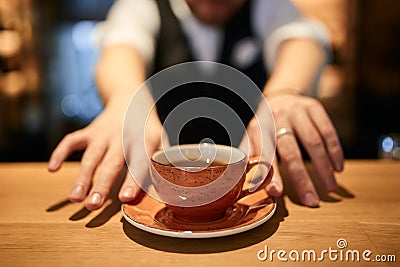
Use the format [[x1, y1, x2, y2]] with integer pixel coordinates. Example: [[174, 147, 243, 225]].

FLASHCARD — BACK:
[[46, 197, 122, 227], [46, 162, 355, 248], [121, 196, 288, 254], [46, 165, 288, 252], [46, 168, 125, 228], [282, 163, 355, 207]]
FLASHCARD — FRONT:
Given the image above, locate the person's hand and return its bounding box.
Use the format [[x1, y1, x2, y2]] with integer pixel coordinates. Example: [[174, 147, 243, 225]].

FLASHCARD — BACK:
[[48, 93, 164, 210], [242, 93, 344, 207]]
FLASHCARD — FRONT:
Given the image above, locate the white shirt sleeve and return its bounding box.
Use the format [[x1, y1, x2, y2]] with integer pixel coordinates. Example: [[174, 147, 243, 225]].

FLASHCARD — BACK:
[[252, 0, 331, 72], [94, 0, 160, 70]]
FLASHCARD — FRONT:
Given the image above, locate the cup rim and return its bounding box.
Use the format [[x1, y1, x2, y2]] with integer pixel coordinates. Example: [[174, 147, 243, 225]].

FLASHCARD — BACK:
[[151, 144, 246, 169]]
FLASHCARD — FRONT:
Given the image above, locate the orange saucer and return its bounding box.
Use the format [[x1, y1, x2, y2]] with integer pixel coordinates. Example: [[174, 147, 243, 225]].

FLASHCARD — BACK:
[[122, 189, 276, 238]]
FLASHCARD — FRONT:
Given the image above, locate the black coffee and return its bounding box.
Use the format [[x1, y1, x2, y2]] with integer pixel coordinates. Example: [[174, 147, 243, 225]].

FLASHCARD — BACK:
[[169, 159, 227, 167]]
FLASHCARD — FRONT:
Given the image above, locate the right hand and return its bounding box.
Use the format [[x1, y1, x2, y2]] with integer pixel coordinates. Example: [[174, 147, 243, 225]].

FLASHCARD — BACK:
[[48, 93, 164, 210]]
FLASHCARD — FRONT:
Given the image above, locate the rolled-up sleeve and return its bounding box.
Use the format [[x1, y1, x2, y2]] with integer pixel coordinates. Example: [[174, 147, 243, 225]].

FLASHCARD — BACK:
[[252, 0, 331, 72], [94, 0, 160, 69]]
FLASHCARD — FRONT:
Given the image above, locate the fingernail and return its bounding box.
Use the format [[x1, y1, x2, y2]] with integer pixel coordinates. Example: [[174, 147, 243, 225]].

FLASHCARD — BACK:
[[326, 178, 338, 192], [335, 161, 343, 172], [121, 187, 135, 200], [70, 185, 85, 202], [305, 192, 319, 207], [266, 183, 282, 197], [88, 192, 102, 206], [48, 159, 58, 170]]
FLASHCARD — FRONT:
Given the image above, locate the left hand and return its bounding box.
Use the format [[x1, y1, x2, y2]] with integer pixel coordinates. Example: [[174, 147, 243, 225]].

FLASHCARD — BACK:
[[240, 93, 344, 207]]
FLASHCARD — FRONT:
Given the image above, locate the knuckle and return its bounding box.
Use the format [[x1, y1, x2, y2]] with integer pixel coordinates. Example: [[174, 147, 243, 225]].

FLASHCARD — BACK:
[[272, 106, 286, 119], [64, 131, 83, 144], [307, 100, 325, 114], [329, 143, 343, 157], [83, 146, 104, 160], [304, 97, 319, 106], [247, 119, 264, 139], [106, 157, 125, 171], [326, 138, 339, 150], [322, 131, 342, 152], [291, 110, 306, 123], [81, 157, 97, 170], [247, 118, 259, 131], [319, 124, 336, 138], [63, 133, 75, 143], [279, 145, 300, 163], [286, 161, 305, 180], [304, 136, 324, 149]]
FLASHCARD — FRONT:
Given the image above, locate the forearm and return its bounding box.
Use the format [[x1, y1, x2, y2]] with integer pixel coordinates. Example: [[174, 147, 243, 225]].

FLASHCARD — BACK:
[[95, 45, 148, 107], [263, 38, 326, 97]]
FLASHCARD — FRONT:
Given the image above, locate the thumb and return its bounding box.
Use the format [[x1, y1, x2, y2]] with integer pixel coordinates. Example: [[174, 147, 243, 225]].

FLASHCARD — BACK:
[[265, 157, 283, 197]]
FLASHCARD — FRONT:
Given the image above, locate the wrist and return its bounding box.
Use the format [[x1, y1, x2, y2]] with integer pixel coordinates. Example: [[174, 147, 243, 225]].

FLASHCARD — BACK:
[[264, 88, 303, 100]]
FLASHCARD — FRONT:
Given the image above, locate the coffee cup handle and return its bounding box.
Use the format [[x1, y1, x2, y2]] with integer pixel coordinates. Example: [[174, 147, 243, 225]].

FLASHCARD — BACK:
[[239, 156, 274, 198]]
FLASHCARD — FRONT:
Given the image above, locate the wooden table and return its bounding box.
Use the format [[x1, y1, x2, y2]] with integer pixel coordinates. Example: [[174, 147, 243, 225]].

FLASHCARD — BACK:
[[0, 161, 399, 266]]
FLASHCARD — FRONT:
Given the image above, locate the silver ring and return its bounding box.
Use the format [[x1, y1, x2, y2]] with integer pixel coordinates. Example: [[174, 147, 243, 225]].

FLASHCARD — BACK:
[[276, 127, 294, 138]]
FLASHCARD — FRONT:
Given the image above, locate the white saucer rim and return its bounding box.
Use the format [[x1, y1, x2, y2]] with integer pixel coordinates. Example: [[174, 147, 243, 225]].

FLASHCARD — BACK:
[[121, 198, 276, 239]]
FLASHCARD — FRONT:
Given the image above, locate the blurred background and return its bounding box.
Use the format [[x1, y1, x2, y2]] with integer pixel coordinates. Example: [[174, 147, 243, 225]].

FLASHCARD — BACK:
[[0, 0, 399, 162]]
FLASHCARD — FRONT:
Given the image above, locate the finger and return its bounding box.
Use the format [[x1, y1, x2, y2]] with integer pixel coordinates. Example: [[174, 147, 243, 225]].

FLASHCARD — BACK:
[[291, 110, 338, 192], [239, 118, 261, 157], [307, 102, 344, 172], [243, 118, 281, 196], [48, 131, 88, 171], [159, 126, 171, 150], [86, 144, 125, 210], [69, 142, 107, 202], [265, 157, 283, 197], [119, 172, 141, 202], [276, 128, 319, 207], [239, 133, 251, 156]]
